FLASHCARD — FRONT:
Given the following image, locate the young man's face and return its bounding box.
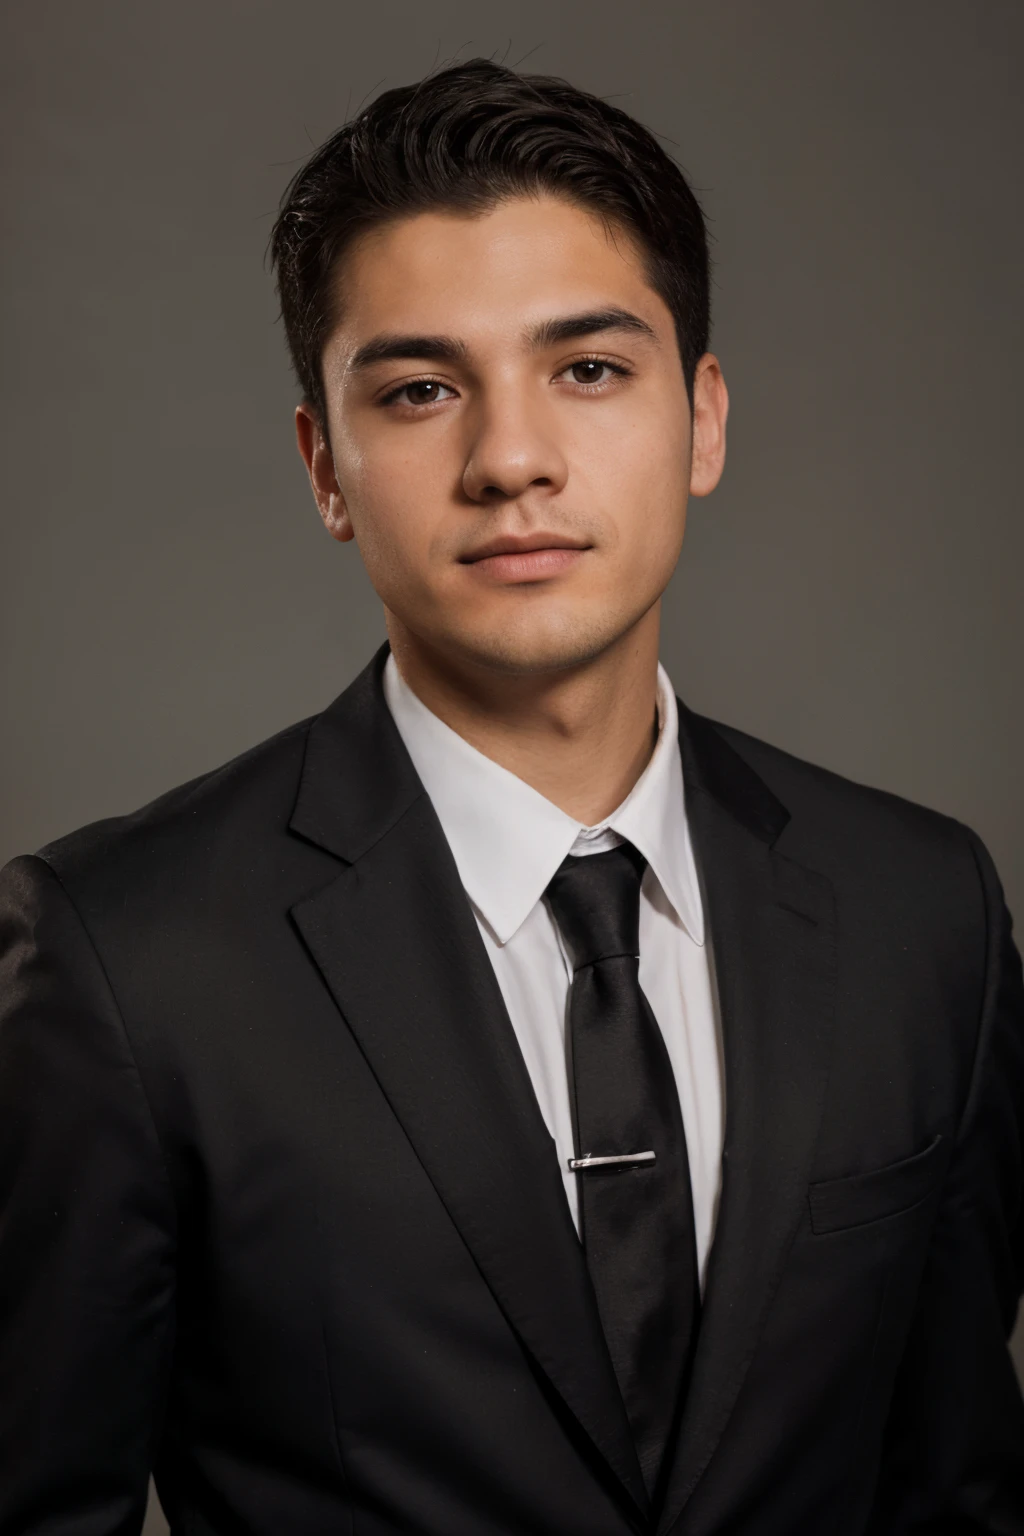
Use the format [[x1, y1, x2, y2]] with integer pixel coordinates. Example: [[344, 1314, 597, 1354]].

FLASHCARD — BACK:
[[298, 195, 727, 676]]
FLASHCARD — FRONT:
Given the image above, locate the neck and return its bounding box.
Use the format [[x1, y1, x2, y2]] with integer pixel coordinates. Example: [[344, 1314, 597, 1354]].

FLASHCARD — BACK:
[[386, 606, 663, 825]]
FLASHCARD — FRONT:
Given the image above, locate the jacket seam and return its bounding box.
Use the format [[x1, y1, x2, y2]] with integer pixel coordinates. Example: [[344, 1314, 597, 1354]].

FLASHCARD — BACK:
[[32, 853, 180, 1245], [954, 822, 1003, 1150]]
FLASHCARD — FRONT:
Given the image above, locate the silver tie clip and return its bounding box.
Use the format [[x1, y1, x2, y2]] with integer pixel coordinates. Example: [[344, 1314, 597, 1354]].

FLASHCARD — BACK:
[[568, 1150, 657, 1171]]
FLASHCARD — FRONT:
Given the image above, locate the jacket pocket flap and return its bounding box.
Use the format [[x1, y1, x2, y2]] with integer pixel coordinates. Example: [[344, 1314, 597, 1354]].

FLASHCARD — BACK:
[[808, 1133, 944, 1235]]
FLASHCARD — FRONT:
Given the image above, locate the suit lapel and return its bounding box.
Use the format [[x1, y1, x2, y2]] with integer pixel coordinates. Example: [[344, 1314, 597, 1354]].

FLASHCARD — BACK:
[[656, 709, 838, 1535], [289, 649, 648, 1521]]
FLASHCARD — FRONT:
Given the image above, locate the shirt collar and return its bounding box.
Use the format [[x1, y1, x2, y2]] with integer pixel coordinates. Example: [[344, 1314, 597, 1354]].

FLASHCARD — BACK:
[[382, 653, 704, 948]]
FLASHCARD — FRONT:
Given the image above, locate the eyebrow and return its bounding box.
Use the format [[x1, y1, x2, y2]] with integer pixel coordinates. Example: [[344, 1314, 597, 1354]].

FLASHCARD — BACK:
[[347, 306, 658, 373], [528, 307, 659, 349], [348, 333, 469, 371]]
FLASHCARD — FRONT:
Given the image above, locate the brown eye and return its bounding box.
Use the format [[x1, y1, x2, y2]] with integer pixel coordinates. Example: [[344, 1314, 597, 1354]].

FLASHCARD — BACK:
[[380, 377, 456, 409], [405, 380, 444, 405], [569, 360, 609, 385]]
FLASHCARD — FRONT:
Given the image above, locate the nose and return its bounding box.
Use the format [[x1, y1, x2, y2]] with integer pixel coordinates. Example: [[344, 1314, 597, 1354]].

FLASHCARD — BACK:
[[461, 393, 569, 504]]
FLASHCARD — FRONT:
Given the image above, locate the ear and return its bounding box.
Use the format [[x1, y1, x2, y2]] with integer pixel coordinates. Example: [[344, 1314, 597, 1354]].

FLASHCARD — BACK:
[[295, 402, 354, 543], [688, 353, 729, 498]]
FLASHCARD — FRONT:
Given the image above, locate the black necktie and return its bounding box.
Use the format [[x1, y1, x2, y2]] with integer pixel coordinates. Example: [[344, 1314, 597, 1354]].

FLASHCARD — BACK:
[[545, 843, 700, 1495]]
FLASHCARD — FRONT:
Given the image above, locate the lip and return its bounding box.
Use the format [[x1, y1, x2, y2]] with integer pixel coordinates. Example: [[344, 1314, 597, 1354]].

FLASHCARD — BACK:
[[460, 533, 591, 584]]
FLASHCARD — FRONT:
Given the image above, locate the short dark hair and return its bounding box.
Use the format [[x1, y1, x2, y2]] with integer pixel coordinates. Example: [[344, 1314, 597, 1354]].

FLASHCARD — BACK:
[[270, 59, 711, 424]]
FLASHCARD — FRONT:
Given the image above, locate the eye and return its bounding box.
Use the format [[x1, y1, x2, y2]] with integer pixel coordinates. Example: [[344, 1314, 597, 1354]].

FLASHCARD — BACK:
[[559, 358, 629, 388], [381, 378, 456, 407]]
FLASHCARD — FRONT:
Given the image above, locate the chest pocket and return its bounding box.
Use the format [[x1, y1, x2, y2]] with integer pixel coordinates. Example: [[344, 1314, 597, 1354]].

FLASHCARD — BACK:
[[808, 1133, 945, 1235]]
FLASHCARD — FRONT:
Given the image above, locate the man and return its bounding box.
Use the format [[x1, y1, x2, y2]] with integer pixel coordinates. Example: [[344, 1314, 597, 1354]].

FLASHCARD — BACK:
[[1, 56, 1022, 1536]]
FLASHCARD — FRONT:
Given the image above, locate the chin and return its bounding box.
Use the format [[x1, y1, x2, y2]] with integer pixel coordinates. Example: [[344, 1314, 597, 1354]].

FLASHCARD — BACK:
[[445, 611, 638, 677]]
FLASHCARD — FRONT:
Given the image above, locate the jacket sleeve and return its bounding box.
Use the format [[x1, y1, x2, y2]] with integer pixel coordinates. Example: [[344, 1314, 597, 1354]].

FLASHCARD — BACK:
[[868, 829, 1024, 1533], [0, 855, 176, 1535]]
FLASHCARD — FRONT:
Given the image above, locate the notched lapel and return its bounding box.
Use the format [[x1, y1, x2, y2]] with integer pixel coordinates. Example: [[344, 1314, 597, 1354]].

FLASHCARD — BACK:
[[288, 652, 648, 1520], [657, 714, 838, 1535]]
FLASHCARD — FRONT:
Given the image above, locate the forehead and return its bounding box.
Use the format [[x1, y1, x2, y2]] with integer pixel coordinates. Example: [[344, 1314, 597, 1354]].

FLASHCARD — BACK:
[[329, 195, 669, 348]]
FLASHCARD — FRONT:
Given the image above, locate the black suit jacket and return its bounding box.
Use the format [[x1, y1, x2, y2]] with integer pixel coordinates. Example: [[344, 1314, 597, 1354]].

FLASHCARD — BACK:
[[2, 645, 1024, 1535]]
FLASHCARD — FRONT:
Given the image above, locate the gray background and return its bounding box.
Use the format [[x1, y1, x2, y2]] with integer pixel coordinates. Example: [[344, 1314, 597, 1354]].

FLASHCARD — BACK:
[[2, 4, 1021, 1530]]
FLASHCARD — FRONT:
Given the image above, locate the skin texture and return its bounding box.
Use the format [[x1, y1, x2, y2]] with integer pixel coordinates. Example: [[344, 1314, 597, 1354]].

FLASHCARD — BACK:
[[296, 195, 728, 822]]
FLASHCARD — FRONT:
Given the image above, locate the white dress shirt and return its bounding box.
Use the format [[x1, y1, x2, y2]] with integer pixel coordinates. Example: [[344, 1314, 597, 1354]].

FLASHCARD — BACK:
[[383, 654, 724, 1288]]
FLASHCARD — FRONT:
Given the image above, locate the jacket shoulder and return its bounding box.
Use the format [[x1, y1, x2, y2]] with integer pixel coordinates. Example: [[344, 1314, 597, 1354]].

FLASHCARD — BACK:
[[698, 712, 985, 880], [32, 714, 318, 902], [694, 715, 1004, 988]]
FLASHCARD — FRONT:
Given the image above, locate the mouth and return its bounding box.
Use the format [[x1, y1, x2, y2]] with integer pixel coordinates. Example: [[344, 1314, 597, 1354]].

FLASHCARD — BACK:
[[459, 533, 592, 584]]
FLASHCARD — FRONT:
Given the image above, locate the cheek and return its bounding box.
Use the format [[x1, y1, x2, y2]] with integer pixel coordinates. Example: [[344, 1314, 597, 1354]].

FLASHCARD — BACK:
[[335, 439, 436, 584], [573, 409, 689, 570]]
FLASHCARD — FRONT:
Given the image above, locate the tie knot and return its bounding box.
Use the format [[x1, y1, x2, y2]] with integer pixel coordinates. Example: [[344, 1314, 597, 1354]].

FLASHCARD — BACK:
[[544, 842, 646, 970]]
